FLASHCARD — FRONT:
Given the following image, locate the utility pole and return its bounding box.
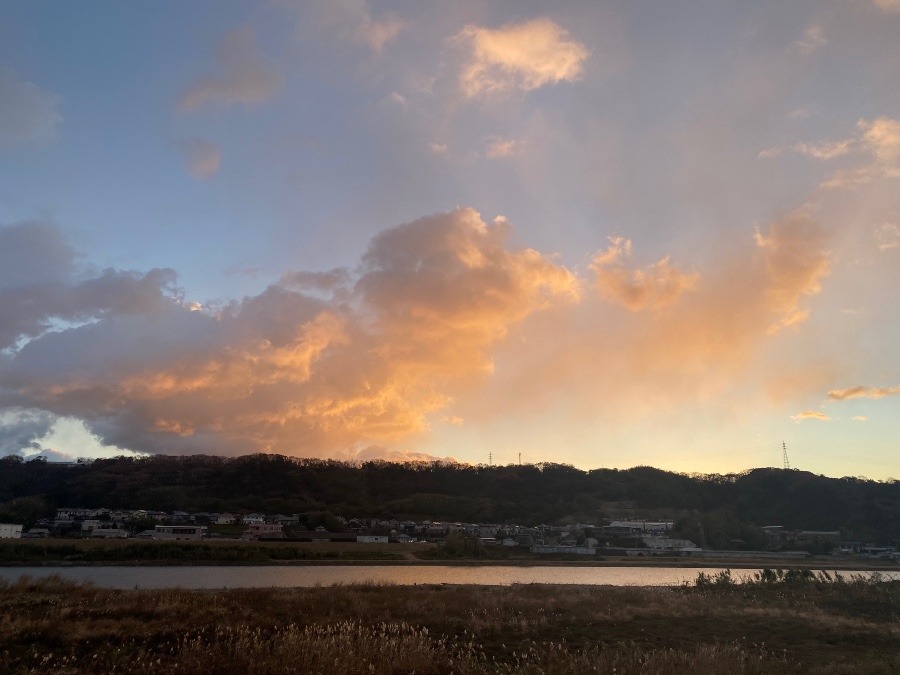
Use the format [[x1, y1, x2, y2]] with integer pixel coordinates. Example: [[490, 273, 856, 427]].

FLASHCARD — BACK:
[[782, 442, 790, 470], [518, 452, 521, 466], [488, 451, 492, 466]]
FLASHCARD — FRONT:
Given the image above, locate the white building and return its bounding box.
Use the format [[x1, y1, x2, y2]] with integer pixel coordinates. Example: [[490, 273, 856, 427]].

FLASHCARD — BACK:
[[151, 525, 207, 541], [0, 523, 23, 539]]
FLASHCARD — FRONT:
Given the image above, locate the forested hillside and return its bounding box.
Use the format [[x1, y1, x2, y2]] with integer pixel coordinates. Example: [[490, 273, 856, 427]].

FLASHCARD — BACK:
[[1, 454, 898, 543]]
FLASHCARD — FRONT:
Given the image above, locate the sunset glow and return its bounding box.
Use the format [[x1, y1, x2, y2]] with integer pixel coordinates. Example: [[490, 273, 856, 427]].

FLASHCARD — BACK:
[[1, 1, 899, 478]]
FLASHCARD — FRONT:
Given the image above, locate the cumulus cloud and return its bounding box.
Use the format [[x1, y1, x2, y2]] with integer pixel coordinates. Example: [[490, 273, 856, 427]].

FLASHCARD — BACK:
[[589, 237, 698, 311], [853, 415, 868, 422], [827, 385, 900, 401], [0, 65, 62, 146], [791, 410, 830, 421], [454, 18, 588, 98], [179, 27, 281, 112], [0, 209, 578, 458], [178, 138, 221, 179], [0, 408, 56, 456], [0, 221, 180, 351]]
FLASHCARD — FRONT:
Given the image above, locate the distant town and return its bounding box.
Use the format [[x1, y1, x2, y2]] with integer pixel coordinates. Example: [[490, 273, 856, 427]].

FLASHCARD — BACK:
[[2, 506, 897, 562]]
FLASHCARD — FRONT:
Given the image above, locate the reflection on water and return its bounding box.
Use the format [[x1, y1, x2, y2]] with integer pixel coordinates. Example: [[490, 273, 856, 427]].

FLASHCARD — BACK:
[[1, 565, 895, 590]]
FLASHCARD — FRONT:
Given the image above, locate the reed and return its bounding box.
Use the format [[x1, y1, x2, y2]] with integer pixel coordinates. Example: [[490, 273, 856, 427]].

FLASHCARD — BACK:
[[1, 573, 898, 673]]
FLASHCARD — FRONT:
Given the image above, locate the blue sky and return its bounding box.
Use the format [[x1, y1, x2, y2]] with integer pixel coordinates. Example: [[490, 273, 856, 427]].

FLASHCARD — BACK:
[[1, 1, 899, 478]]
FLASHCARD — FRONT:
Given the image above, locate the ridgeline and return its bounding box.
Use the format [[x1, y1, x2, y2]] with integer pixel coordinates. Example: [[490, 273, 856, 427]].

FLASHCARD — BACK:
[[1, 454, 898, 545]]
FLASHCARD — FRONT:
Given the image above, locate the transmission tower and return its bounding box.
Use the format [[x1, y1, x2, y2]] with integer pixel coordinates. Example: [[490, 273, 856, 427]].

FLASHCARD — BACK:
[[782, 442, 790, 470]]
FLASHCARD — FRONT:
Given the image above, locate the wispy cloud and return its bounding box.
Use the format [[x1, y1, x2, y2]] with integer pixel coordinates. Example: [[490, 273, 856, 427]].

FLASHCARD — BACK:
[[796, 25, 826, 55], [178, 138, 221, 179], [179, 27, 281, 112], [589, 237, 698, 311], [485, 137, 522, 159], [0, 65, 61, 146], [827, 385, 900, 401], [454, 18, 588, 99], [336, 0, 405, 52], [792, 410, 830, 421]]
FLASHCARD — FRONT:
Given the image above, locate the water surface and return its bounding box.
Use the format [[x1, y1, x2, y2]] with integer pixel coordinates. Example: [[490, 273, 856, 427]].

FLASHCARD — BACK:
[[2, 565, 894, 590]]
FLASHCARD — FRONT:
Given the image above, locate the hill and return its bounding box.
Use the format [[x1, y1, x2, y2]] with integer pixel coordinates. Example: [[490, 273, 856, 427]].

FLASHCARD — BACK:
[[1, 454, 898, 545]]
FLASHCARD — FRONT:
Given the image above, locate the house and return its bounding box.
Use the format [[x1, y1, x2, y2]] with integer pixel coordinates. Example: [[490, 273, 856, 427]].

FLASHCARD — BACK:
[[357, 535, 389, 544], [242, 523, 284, 540], [242, 514, 265, 525], [0, 523, 23, 539], [92, 526, 129, 539], [151, 525, 207, 541]]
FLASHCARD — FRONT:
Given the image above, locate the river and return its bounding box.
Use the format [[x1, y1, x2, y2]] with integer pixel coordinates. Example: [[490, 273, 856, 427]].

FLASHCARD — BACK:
[[1, 565, 895, 589]]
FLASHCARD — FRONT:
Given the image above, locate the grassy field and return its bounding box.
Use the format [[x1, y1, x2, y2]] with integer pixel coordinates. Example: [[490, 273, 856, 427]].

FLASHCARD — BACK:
[[1, 570, 898, 673]]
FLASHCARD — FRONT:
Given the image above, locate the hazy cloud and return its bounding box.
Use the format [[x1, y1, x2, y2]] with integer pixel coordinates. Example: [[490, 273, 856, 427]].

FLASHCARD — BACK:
[[485, 137, 522, 159], [754, 215, 831, 332], [0, 65, 61, 146], [319, 0, 405, 53], [875, 223, 900, 251], [179, 27, 281, 112], [796, 25, 826, 55], [455, 18, 588, 98], [179, 138, 221, 179], [873, 0, 900, 12], [589, 237, 698, 311]]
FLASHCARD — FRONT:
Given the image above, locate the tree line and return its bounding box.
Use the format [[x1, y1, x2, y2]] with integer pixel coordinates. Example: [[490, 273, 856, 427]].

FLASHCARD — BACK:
[[0, 454, 897, 543]]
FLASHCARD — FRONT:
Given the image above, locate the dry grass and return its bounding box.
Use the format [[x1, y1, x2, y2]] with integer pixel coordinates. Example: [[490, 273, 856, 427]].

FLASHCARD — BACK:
[[1, 574, 898, 673]]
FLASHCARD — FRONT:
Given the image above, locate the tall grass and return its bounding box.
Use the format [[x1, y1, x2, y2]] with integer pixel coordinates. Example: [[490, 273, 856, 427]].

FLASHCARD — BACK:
[[2, 574, 898, 673]]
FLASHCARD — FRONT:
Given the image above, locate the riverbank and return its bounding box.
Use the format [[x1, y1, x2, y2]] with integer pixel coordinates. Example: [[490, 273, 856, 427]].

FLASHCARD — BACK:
[[2, 538, 898, 570], [2, 572, 898, 673]]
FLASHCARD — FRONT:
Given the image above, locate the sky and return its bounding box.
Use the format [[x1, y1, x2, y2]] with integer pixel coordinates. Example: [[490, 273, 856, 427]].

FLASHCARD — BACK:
[[1, 1, 899, 479]]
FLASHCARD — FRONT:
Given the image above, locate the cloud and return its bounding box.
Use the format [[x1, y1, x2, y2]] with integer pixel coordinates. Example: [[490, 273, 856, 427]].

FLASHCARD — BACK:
[[791, 410, 830, 422], [0, 408, 55, 456], [454, 18, 588, 98], [318, 0, 405, 53], [0, 65, 62, 146], [759, 139, 851, 161], [875, 223, 900, 251], [873, 0, 900, 12], [179, 27, 281, 112], [178, 138, 221, 179], [796, 25, 826, 55], [0, 209, 578, 458], [0, 221, 180, 351], [853, 415, 868, 422], [754, 214, 831, 332], [589, 237, 699, 311], [859, 117, 900, 168], [827, 385, 900, 401], [485, 137, 522, 159], [428, 142, 448, 154]]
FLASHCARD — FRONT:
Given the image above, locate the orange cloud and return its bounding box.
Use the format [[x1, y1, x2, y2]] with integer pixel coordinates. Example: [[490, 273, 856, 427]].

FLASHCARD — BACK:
[[589, 237, 699, 311], [827, 385, 900, 401], [1, 209, 578, 457], [754, 215, 831, 332], [455, 18, 588, 98], [791, 410, 830, 422]]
